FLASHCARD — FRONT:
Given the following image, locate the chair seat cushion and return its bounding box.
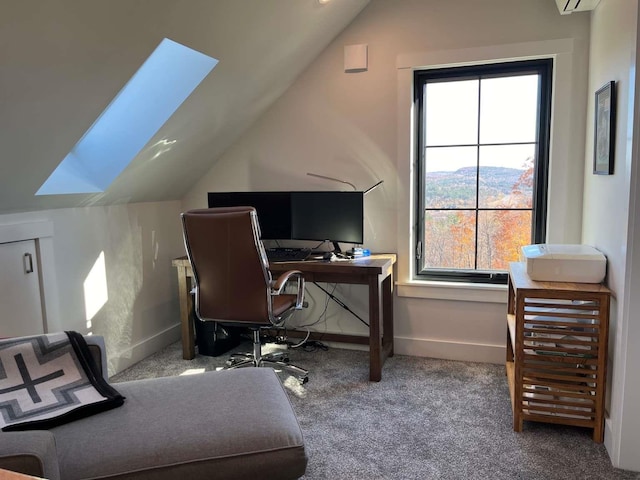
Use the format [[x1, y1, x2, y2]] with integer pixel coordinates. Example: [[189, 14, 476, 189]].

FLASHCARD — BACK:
[[50, 368, 307, 480]]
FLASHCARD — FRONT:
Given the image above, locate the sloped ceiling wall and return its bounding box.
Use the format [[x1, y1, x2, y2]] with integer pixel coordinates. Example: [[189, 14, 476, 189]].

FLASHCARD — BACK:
[[0, 0, 369, 214]]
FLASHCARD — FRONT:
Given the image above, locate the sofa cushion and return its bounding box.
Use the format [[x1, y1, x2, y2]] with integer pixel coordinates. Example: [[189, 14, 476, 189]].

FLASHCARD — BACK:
[[51, 368, 307, 480]]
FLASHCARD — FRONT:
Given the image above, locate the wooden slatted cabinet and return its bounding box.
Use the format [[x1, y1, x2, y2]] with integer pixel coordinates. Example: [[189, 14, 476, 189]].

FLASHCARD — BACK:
[[506, 262, 610, 442]]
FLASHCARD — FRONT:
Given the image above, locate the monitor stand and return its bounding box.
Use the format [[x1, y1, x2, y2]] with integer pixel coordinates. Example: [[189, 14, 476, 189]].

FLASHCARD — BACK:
[[331, 241, 354, 259]]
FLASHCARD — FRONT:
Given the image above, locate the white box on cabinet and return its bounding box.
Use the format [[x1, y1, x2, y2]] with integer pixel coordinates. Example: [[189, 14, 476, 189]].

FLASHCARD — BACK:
[[520, 244, 606, 283]]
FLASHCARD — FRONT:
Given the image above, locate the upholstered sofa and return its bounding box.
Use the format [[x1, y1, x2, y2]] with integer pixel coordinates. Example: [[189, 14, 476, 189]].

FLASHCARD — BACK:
[[0, 336, 307, 480]]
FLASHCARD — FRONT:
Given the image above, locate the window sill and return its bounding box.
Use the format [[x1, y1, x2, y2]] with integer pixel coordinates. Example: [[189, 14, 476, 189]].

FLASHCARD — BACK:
[[396, 280, 508, 304]]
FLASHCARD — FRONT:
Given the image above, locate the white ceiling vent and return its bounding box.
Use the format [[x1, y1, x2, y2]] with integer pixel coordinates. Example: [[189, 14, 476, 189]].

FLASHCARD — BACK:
[[555, 0, 601, 15]]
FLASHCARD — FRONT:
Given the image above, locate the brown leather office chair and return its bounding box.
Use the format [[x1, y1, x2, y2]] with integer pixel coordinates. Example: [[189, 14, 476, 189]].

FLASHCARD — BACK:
[[181, 206, 308, 384]]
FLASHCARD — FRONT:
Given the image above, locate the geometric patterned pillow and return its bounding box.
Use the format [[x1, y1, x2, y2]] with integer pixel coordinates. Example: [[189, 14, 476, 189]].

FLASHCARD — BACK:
[[0, 331, 124, 431]]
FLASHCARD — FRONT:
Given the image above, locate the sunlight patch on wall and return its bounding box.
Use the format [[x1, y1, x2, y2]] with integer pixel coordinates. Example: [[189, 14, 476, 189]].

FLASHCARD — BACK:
[[36, 38, 218, 195], [84, 251, 108, 329]]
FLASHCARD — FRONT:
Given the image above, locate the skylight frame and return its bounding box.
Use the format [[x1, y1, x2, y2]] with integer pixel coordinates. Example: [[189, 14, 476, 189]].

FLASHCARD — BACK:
[[37, 38, 218, 196]]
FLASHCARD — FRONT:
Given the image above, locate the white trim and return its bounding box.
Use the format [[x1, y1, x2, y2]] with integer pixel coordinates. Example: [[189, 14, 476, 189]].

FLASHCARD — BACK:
[[396, 38, 582, 292], [107, 323, 181, 376], [0, 221, 53, 244], [605, 417, 614, 460], [397, 38, 574, 70], [394, 336, 504, 364], [397, 281, 507, 303], [318, 336, 505, 364]]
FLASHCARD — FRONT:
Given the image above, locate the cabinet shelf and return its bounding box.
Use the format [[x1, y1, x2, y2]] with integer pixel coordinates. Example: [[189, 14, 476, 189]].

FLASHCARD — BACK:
[[506, 262, 610, 442]]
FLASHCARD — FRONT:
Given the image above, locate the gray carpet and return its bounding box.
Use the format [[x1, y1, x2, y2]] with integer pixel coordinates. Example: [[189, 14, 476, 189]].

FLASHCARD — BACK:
[[111, 341, 639, 480]]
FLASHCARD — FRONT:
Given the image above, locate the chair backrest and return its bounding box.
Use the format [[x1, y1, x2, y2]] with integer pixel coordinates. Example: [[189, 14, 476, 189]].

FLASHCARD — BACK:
[[181, 207, 274, 325]]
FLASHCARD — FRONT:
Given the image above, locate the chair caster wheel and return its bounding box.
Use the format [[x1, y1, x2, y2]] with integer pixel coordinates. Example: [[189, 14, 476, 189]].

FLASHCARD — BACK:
[[299, 376, 309, 385]]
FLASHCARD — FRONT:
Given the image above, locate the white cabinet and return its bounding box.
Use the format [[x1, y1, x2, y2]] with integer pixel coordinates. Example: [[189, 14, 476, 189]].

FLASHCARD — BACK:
[[0, 239, 45, 337]]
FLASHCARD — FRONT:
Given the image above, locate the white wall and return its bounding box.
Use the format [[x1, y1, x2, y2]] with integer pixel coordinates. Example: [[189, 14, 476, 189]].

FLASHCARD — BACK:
[[0, 201, 185, 376], [184, 0, 591, 363], [581, 0, 639, 470]]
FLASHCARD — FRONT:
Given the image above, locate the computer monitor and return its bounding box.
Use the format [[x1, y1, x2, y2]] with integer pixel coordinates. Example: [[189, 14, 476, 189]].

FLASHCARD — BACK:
[[207, 191, 292, 240], [207, 191, 364, 248], [291, 191, 363, 247]]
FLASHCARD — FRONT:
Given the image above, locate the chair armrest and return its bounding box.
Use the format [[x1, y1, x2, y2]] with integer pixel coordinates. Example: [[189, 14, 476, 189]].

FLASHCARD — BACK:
[[271, 270, 304, 309], [0, 431, 60, 480]]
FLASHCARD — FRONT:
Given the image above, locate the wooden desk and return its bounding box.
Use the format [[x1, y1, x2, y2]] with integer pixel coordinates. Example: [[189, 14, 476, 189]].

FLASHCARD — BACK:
[[172, 254, 396, 381]]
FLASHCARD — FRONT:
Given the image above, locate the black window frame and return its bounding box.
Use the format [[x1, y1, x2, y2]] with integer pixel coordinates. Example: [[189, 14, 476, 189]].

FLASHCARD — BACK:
[[414, 59, 552, 284]]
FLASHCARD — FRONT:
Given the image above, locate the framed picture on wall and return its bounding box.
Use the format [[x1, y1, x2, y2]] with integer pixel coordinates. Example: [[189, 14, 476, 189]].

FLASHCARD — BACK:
[[593, 81, 616, 175]]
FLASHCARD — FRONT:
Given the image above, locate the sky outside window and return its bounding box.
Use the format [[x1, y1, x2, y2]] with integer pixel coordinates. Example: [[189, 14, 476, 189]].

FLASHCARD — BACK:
[[424, 75, 538, 172]]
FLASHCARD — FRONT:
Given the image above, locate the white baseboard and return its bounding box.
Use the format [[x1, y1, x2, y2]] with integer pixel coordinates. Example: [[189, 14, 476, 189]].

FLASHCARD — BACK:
[[108, 324, 181, 376], [393, 336, 505, 364], [106, 329, 504, 376], [604, 418, 616, 466]]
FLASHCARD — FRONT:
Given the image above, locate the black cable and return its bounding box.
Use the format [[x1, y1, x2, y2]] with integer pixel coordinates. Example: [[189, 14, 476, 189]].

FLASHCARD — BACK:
[[301, 340, 328, 352], [312, 282, 369, 327], [266, 327, 327, 352], [296, 283, 334, 329], [274, 281, 354, 352]]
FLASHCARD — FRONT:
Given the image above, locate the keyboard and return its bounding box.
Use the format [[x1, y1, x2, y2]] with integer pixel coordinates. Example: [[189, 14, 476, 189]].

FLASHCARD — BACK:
[[266, 248, 311, 263]]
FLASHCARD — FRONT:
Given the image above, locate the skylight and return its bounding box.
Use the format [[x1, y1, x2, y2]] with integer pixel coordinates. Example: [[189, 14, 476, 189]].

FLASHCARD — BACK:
[[36, 38, 218, 195]]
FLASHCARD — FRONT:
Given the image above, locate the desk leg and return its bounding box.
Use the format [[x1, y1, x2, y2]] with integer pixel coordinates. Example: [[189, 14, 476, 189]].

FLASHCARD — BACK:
[[368, 271, 394, 382], [382, 272, 394, 358], [177, 266, 195, 360], [368, 276, 382, 382]]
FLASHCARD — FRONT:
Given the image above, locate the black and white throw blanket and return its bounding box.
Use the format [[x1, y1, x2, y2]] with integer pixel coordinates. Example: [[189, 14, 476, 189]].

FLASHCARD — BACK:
[[0, 331, 124, 431]]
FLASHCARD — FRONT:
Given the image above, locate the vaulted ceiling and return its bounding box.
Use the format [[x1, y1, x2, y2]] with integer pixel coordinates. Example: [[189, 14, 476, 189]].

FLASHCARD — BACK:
[[0, 0, 369, 214]]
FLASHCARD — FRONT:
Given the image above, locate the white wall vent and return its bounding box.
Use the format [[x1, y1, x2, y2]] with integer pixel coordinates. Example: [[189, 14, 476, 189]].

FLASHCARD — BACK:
[[555, 0, 601, 15]]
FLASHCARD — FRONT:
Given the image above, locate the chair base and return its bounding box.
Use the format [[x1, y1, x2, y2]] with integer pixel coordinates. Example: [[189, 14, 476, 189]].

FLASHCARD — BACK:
[[226, 330, 309, 385], [227, 355, 309, 385]]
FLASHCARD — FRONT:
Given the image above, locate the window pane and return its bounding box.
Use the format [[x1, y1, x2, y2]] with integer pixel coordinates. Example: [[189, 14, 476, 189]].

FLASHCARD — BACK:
[[479, 75, 539, 144], [424, 210, 476, 269], [477, 210, 532, 270], [478, 145, 535, 208], [426, 80, 478, 146], [424, 146, 477, 208]]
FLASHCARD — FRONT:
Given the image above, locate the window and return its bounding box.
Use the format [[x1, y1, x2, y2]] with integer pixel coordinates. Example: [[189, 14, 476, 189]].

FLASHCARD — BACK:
[[414, 59, 552, 284], [36, 38, 218, 196]]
